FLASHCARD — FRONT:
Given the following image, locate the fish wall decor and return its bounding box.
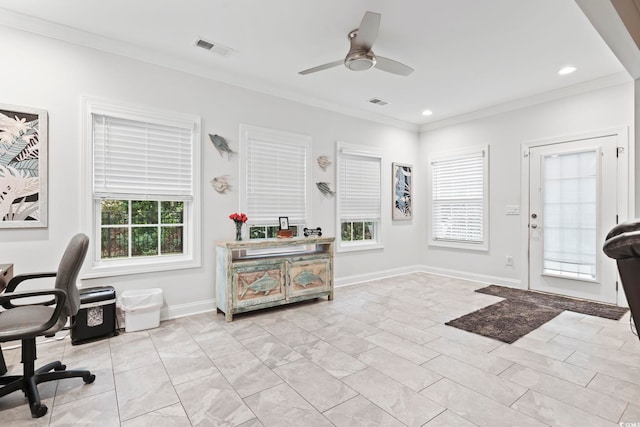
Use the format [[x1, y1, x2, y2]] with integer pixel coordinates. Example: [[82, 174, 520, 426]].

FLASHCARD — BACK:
[[316, 182, 335, 197], [210, 176, 231, 194], [317, 155, 331, 171], [209, 134, 235, 158]]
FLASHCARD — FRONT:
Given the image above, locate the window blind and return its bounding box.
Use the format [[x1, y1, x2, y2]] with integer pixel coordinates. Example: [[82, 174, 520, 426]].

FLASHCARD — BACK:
[[542, 150, 597, 278], [246, 137, 307, 224], [339, 150, 381, 221], [431, 150, 484, 243], [93, 114, 193, 200]]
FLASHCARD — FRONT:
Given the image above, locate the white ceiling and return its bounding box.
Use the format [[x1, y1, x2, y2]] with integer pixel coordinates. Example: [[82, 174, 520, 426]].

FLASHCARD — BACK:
[[0, 0, 628, 129]]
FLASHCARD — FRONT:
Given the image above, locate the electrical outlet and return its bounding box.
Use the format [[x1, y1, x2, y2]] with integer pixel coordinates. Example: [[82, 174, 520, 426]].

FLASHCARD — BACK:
[[505, 255, 513, 266]]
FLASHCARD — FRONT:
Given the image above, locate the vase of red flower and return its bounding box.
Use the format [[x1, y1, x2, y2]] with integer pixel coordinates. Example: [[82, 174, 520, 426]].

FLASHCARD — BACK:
[[229, 213, 248, 241]]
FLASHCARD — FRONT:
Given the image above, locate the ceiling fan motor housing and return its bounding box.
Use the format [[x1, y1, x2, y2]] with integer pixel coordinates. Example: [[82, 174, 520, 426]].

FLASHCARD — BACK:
[[346, 29, 376, 71], [345, 51, 376, 71]]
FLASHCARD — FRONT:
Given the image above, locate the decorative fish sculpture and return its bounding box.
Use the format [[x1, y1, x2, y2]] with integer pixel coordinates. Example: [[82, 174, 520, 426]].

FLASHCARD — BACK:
[[240, 272, 279, 298], [210, 176, 230, 194], [294, 271, 324, 288], [209, 134, 235, 158], [316, 182, 335, 197], [317, 155, 331, 171]]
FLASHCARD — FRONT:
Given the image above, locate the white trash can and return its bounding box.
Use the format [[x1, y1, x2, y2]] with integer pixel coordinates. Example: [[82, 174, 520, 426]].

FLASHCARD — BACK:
[[119, 288, 163, 332]]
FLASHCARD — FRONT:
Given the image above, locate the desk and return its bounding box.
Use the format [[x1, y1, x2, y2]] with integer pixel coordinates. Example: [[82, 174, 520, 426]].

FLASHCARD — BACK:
[[0, 263, 13, 376], [0, 263, 13, 293]]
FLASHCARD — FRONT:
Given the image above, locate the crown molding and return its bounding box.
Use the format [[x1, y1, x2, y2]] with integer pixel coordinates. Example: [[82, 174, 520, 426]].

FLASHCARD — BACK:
[[0, 8, 418, 132], [1, 7, 628, 135], [419, 72, 632, 132]]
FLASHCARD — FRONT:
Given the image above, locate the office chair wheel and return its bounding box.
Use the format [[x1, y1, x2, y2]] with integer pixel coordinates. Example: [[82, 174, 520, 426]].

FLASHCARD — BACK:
[[54, 364, 66, 371], [83, 374, 96, 384], [30, 402, 48, 418]]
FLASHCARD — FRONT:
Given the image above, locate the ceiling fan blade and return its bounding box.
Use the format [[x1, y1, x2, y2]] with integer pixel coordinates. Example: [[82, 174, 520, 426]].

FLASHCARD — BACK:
[[355, 11, 381, 50], [374, 56, 414, 76], [299, 60, 343, 75]]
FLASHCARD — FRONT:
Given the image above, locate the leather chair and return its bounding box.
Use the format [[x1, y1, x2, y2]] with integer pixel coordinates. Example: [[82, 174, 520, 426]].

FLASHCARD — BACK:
[[0, 233, 95, 418], [603, 220, 640, 334]]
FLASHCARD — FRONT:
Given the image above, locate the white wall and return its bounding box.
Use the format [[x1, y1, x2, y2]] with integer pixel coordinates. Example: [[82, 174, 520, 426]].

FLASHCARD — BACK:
[[0, 26, 421, 316], [419, 82, 634, 287]]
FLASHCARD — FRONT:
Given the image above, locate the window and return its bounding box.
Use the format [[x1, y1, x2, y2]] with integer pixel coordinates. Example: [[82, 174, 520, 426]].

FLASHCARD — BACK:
[[336, 142, 382, 252], [428, 145, 489, 250], [240, 124, 311, 237], [82, 97, 201, 277]]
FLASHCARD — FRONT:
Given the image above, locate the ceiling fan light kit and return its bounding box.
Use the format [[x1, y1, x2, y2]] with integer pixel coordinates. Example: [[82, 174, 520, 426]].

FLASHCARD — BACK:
[[299, 11, 413, 77]]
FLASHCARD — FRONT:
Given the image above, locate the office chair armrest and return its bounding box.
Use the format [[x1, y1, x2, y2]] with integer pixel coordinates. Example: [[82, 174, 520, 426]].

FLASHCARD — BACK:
[[0, 289, 68, 339], [3, 272, 58, 308]]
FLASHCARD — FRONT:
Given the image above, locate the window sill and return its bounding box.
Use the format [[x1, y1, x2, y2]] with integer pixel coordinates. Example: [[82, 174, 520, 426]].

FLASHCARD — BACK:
[[83, 256, 200, 279], [336, 242, 384, 253], [428, 239, 488, 252]]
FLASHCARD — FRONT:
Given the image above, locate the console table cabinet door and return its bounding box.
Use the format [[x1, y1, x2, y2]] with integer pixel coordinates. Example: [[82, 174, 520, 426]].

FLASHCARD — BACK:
[[288, 258, 331, 298], [232, 261, 286, 309]]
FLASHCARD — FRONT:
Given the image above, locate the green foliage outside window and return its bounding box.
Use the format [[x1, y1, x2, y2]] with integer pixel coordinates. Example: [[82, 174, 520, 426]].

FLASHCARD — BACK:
[[341, 221, 374, 242], [249, 225, 298, 239], [100, 200, 184, 259]]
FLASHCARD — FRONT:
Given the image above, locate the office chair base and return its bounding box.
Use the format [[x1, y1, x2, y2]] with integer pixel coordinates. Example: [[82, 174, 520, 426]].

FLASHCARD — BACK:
[[0, 339, 95, 418]]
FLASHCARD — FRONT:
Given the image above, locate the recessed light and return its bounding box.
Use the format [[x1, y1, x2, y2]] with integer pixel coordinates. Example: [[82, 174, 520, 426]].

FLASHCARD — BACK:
[[558, 66, 576, 75], [422, 109, 433, 116]]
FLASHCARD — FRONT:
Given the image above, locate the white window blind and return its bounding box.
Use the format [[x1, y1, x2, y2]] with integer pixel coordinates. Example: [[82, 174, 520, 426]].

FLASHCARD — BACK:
[[542, 150, 597, 279], [339, 149, 381, 221], [93, 114, 193, 200], [431, 149, 485, 243], [246, 136, 308, 224]]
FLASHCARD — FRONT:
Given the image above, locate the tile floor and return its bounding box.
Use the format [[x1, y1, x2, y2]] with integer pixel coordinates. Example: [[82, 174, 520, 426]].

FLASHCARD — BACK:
[[2, 272, 640, 426]]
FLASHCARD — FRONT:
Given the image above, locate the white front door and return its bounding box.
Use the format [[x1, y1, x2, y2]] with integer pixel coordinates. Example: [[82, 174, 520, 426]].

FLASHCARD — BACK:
[[528, 135, 621, 304]]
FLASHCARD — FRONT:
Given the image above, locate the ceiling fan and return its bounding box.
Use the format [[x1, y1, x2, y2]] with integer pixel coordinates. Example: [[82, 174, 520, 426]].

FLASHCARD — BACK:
[[299, 11, 414, 77]]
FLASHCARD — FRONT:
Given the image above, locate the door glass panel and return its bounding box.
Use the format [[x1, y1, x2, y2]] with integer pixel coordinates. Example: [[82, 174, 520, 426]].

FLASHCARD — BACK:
[[542, 150, 597, 280]]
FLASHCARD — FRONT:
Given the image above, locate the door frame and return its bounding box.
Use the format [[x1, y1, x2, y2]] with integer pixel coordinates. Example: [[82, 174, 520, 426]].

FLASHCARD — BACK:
[[519, 127, 631, 306]]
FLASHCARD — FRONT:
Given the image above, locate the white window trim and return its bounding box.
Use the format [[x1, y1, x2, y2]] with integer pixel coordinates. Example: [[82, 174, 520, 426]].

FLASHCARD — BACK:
[[81, 96, 202, 278], [336, 141, 384, 253], [427, 145, 489, 251], [238, 123, 312, 229]]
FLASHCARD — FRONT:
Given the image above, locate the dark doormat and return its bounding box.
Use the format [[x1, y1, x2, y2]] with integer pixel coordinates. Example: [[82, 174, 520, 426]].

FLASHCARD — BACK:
[[445, 285, 628, 344], [476, 285, 628, 320], [446, 299, 563, 344]]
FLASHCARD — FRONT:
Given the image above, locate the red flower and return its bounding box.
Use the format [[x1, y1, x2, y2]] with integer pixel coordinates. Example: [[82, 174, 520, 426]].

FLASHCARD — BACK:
[[229, 212, 248, 223]]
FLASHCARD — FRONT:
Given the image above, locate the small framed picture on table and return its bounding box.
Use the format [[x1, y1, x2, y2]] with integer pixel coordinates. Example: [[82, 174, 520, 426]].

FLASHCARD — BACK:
[[279, 216, 290, 230]]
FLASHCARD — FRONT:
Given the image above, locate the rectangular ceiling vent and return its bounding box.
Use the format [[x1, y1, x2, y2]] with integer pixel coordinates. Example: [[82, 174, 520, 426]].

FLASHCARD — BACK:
[[195, 38, 233, 56], [368, 97, 389, 106]]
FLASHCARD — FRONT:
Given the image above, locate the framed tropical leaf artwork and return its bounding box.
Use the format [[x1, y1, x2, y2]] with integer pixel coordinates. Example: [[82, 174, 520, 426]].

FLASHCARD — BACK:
[[0, 104, 48, 228], [392, 162, 412, 220]]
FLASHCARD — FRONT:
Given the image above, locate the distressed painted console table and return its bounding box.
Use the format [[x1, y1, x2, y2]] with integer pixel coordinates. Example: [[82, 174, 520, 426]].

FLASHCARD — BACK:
[[215, 237, 334, 321]]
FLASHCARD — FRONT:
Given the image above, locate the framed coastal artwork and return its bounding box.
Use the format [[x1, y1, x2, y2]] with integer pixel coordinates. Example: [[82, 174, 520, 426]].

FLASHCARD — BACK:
[[392, 162, 412, 220], [0, 104, 48, 228]]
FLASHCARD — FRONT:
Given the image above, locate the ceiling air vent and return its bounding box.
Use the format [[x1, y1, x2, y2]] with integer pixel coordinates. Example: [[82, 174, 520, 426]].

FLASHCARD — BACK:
[[368, 97, 389, 106], [194, 38, 233, 56]]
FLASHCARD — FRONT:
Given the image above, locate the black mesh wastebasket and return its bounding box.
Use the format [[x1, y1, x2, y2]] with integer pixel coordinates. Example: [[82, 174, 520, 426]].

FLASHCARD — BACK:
[[71, 286, 117, 345]]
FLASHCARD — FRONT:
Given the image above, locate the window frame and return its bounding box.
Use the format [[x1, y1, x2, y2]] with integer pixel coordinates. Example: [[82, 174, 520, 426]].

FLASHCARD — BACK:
[[81, 96, 202, 278], [239, 124, 312, 237], [336, 141, 383, 253], [427, 145, 489, 251]]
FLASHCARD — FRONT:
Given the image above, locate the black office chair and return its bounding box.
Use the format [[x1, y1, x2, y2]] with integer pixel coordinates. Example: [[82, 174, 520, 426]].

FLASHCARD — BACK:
[[603, 220, 640, 335], [0, 233, 95, 418]]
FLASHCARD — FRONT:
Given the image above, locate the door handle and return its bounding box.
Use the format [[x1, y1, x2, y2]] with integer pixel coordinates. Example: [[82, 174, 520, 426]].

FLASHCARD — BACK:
[[531, 224, 538, 229]]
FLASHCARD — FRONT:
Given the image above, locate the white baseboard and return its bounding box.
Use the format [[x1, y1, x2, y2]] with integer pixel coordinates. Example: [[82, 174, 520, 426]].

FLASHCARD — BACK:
[[417, 265, 523, 289], [160, 298, 216, 321], [157, 266, 521, 322], [334, 265, 425, 287]]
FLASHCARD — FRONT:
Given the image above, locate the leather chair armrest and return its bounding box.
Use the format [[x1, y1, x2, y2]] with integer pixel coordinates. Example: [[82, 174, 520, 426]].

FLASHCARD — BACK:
[[4, 272, 57, 309], [0, 289, 67, 339], [605, 219, 640, 240]]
